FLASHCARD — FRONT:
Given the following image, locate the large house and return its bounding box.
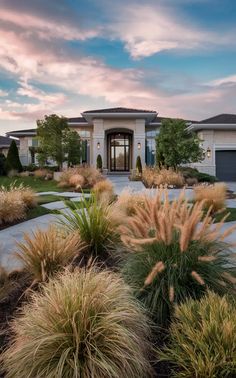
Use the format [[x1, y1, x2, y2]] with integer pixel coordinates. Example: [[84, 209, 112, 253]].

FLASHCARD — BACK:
[[6, 107, 236, 181]]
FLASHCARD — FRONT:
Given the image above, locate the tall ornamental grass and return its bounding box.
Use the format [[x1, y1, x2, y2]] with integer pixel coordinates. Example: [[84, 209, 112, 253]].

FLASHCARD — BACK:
[[1, 268, 152, 378]]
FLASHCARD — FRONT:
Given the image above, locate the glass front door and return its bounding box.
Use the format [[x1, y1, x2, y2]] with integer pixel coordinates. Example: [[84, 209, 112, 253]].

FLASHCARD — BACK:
[[108, 133, 131, 171]]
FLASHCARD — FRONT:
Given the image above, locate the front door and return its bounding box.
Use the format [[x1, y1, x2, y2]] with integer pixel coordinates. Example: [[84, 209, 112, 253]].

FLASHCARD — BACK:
[[108, 133, 131, 171]]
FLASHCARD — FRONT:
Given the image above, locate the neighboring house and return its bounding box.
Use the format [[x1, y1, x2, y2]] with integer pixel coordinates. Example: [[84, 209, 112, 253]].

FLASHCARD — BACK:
[[0, 135, 19, 156], [6, 107, 236, 180]]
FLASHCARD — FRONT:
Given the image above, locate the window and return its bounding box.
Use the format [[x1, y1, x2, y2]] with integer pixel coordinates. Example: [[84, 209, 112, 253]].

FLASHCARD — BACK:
[[145, 128, 159, 166]]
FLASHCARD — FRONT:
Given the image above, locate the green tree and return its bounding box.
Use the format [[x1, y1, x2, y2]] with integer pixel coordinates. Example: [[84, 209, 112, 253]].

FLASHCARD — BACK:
[[136, 156, 142, 174], [0, 153, 6, 176], [156, 119, 204, 169], [96, 154, 102, 170], [5, 140, 23, 172], [37, 114, 69, 169], [65, 130, 81, 167]]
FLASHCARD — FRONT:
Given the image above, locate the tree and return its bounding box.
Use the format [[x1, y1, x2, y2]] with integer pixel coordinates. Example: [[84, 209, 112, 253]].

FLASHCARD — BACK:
[[0, 153, 6, 176], [5, 140, 23, 172], [65, 130, 81, 167], [37, 114, 69, 169], [136, 156, 142, 174], [156, 119, 204, 169], [96, 154, 102, 170]]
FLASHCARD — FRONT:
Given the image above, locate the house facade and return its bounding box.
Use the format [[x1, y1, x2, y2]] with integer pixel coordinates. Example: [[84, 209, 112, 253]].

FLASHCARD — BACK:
[[6, 108, 236, 181], [0, 135, 19, 156]]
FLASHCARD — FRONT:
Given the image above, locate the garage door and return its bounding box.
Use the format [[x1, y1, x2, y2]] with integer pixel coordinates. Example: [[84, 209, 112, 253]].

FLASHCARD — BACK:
[[216, 150, 236, 181]]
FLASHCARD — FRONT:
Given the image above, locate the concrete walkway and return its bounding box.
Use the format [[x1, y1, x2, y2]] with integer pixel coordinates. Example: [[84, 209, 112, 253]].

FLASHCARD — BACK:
[[1, 178, 236, 271]]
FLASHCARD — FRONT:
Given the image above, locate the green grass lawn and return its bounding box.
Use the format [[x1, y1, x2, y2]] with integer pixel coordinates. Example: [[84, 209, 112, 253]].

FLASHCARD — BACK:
[[0, 176, 63, 192], [37, 194, 68, 205], [214, 208, 236, 223]]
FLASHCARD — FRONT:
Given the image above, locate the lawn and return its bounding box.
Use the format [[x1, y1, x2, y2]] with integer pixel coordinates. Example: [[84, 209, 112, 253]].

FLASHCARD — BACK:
[[0, 176, 63, 192], [214, 208, 236, 223]]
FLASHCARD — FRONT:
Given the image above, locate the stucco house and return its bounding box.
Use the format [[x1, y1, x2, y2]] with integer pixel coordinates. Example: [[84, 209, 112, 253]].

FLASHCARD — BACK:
[[0, 135, 19, 156], [6, 107, 236, 181]]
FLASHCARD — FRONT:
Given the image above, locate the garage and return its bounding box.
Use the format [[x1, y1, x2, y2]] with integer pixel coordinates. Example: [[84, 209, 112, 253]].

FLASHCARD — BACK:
[[216, 150, 236, 181]]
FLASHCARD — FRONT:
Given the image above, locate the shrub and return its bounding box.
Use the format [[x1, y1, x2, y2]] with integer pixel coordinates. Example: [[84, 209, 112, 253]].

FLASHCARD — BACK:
[[0, 190, 26, 225], [197, 172, 218, 183], [16, 227, 81, 282], [185, 177, 198, 186], [92, 179, 114, 204], [142, 167, 185, 188], [0, 153, 6, 176], [1, 268, 152, 378], [96, 154, 102, 170], [159, 292, 236, 377], [120, 190, 236, 326], [136, 156, 142, 174], [194, 183, 227, 213], [59, 195, 120, 264], [5, 140, 22, 173]]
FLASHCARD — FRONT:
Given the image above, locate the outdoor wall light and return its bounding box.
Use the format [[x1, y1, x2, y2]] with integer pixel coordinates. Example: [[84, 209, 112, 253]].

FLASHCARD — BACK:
[[207, 147, 211, 158], [97, 142, 100, 150], [137, 142, 141, 150]]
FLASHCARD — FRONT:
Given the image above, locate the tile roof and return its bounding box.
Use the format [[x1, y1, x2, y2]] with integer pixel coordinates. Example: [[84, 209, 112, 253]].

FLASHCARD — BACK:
[[83, 107, 156, 114], [67, 117, 88, 123], [200, 114, 236, 124]]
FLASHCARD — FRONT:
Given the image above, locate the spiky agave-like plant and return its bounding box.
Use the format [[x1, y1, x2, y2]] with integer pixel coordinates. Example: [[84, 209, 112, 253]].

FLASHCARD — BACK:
[[1, 268, 153, 378], [120, 189, 236, 326]]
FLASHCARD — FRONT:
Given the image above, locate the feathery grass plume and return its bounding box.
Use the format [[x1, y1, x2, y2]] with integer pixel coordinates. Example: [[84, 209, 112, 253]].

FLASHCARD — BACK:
[[68, 173, 85, 188], [58, 165, 102, 189], [92, 179, 114, 204], [121, 188, 236, 326], [0, 190, 26, 225], [142, 167, 185, 188], [194, 183, 227, 213], [16, 226, 81, 281], [9, 183, 37, 208], [58, 194, 120, 264], [159, 292, 236, 377], [1, 268, 152, 378]]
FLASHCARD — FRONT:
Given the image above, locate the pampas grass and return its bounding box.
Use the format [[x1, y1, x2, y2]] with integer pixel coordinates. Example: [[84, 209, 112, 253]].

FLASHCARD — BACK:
[[194, 183, 227, 213], [1, 268, 152, 378], [121, 189, 236, 325], [159, 291, 236, 377], [16, 226, 81, 281], [92, 179, 114, 203]]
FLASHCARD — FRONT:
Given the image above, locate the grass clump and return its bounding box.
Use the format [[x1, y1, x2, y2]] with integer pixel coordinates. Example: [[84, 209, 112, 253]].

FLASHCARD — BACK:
[[16, 226, 81, 282], [120, 189, 236, 326], [142, 167, 185, 188], [1, 268, 152, 378], [159, 291, 236, 377], [92, 179, 114, 204], [58, 165, 103, 190], [194, 183, 227, 213], [59, 195, 120, 264]]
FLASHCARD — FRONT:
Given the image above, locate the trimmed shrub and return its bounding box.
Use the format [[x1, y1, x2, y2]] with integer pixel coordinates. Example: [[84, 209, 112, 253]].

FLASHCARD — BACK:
[[120, 189, 236, 326], [16, 227, 81, 282], [59, 195, 120, 264], [92, 179, 114, 204], [136, 156, 142, 174], [194, 183, 227, 213], [197, 172, 218, 183], [96, 154, 102, 170], [0, 153, 6, 176], [160, 292, 236, 377], [1, 268, 152, 378], [5, 140, 22, 173]]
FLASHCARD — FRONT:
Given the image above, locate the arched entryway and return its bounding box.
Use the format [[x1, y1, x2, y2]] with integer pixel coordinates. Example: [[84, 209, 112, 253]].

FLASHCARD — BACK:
[[107, 132, 132, 172]]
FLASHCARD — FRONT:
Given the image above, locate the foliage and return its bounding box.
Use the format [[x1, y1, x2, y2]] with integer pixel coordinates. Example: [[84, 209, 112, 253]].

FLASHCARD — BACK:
[[58, 166, 102, 189], [156, 119, 204, 168], [59, 194, 120, 263], [37, 114, 69, 169], [16, 227, 81, 282], [194, 183, 227, 213], [1, 268, 152, 378], [142, 167, 185, 188], [65, 130, 81, 166], [120, 189, 236, 326], [5, 140, 23, 173], [197, 172, 218, 183], [159, 292, 236, 377], [179, 167, 217, 183], [136, 156, 142, 174], [92, 179, 114, 204], [0, 153, 6, 176], [96, 154, 102, 170], [0, 189, 26, 225]]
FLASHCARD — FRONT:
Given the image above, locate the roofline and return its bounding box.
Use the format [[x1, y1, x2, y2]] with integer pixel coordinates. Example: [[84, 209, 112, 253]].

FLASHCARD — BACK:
[[188, 123, 236, 132]]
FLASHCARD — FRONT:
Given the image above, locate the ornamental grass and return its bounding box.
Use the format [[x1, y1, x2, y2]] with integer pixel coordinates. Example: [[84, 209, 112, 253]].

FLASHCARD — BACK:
[[142, 167, 185, 188], [120, 189, 236, 326], [92, 179, 114, 204], [16, 226, 81, 282], [1, 268, 152, 378], [159, 291, 236, 377], [194, 182, 227, 213]]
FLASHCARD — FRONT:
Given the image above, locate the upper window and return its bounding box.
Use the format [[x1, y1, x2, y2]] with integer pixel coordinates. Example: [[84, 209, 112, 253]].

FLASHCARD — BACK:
[[145, 129, 159, 138]]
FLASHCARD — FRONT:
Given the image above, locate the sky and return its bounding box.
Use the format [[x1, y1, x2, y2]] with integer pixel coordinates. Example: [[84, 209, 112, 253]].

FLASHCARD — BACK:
[[0, 0, 236, 135]]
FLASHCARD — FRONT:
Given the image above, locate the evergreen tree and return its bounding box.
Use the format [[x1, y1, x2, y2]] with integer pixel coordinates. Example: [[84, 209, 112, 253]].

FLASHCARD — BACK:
[[6, 140, 23, 172], [96, 154, 102, 170], [0, 153, 6, 176], [136, 156, 142, 174]]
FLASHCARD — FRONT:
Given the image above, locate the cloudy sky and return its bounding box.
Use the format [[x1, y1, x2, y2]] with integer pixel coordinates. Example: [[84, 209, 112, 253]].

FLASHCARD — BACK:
[[0, 0, 236, 135]]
